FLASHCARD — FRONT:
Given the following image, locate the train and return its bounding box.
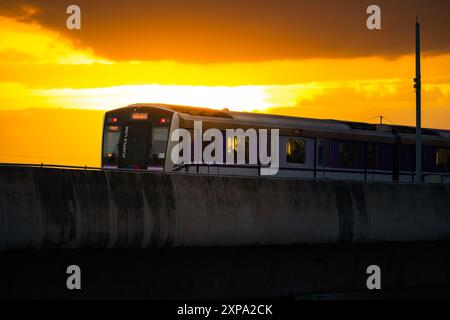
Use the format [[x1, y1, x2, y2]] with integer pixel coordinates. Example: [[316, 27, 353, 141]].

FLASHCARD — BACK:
[[102, 103, 450, 183]]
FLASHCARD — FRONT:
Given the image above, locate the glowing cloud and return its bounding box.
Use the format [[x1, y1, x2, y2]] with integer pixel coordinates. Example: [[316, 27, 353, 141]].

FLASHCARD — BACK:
[[0, 15, 108, 64], [33, 85, 270, 112]]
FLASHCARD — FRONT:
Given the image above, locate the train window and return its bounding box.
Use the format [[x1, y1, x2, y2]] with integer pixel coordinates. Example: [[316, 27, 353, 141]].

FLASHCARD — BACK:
[[318, 141, 330, 166], [103, 130, 121, 159], [339, 142, 358, 168], [286, 138, 306, 164], [367, 144, 379, 169], [149, 127, 169, 166], [227, 136, 238, 154], [227, 136, 251, 163], [436, 148, 450, 172]]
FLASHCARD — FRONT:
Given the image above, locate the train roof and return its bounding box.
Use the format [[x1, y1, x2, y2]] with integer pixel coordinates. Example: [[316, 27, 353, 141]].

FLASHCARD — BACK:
[[111, 103, 450, 139]]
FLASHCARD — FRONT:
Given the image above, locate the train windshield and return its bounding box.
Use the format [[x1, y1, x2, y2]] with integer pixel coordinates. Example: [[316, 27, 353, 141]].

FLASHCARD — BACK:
[[103, 126, 121, 165], [149, 127, 169, 166], [103, 131, 120, 156]]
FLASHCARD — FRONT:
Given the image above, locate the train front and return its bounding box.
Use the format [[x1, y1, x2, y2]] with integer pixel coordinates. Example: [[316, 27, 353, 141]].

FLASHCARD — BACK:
[[102, 105, 174, 171]]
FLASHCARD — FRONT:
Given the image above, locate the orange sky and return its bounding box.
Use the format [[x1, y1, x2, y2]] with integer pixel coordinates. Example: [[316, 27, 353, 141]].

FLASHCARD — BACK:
[[0, 0, 450, 166]]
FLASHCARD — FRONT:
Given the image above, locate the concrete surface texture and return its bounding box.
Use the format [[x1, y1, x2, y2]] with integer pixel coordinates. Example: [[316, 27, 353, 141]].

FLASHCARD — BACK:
[[0, 166, 449, 251]]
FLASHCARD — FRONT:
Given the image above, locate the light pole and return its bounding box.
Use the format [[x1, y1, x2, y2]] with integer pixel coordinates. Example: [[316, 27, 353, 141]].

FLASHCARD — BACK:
[[414, 18, 422, 182]]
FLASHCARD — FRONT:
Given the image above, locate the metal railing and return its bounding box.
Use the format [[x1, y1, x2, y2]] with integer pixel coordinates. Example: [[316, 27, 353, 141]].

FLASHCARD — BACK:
[[0, 162, 449, 184], [0, 162, 100, 171]]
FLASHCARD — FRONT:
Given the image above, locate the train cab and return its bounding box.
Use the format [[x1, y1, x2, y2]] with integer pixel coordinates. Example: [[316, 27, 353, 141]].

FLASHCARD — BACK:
[[102, 105, 174, 170]]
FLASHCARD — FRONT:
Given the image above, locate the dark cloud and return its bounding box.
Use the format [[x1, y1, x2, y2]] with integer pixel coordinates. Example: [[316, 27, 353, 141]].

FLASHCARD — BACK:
[[1, 0, 450, 62]]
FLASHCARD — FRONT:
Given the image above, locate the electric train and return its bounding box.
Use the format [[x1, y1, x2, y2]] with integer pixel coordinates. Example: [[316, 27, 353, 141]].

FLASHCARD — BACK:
[[102, 104, 450, 183]]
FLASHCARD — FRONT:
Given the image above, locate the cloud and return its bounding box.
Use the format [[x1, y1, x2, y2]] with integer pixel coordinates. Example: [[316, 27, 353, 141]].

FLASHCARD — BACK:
[[1, 0, 450, 63], [0, 1, 449, 131], [266, 81, 450, 129], [1, 52, 449, 90], [32, 84, 271, 111], [0, 14, 107, 64]]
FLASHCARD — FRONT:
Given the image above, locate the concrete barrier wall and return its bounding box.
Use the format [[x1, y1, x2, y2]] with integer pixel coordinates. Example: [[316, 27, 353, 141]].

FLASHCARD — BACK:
[[0, 166, 449, 251]]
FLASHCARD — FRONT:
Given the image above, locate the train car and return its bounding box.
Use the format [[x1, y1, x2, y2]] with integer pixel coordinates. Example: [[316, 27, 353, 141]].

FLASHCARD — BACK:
[[102, 103, 450, 183]]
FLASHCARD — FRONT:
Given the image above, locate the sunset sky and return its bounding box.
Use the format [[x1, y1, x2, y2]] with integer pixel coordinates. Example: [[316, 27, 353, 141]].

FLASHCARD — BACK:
[[1, 0, 450, 166]]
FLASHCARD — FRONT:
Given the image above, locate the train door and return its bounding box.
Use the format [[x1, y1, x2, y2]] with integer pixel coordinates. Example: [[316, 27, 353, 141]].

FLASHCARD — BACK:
[[317, 140, 331, 179], [119, 122, 151, 169], [392, 136, 400, 182]]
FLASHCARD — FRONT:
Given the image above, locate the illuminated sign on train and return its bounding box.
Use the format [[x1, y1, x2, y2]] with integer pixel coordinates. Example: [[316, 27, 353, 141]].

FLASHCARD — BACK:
[[131, 113, 148, 120]]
